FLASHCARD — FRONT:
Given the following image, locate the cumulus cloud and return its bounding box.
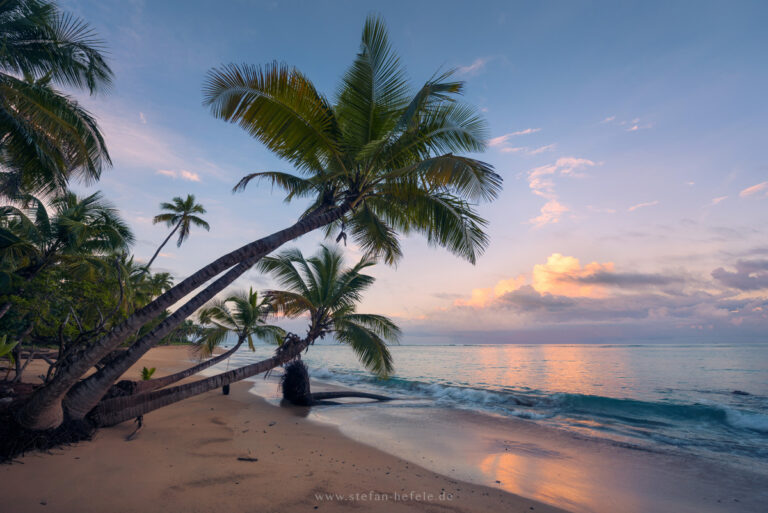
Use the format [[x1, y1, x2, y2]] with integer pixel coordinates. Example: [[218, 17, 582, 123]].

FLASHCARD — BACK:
[[711, 260, 768, 291], [740, 181, 768, 198], [527, 158, 596, 227], [431, 253, 768, 338]]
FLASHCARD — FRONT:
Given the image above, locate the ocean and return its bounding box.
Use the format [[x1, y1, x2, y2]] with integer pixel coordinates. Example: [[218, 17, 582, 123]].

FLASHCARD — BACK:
[[211, 342, 768, 512], [221, 343, 768, 466]]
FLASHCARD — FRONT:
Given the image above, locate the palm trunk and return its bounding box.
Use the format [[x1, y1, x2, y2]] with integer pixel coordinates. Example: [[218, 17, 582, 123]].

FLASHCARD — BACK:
[[144, 222, 181, 270], [0, 301, 11, 320], [90, 337, 310, 427], [134, 335, 246, 394], [16, 203, 349, 430]]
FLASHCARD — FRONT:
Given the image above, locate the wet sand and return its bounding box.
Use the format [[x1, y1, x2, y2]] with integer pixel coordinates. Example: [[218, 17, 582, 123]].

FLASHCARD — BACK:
[[238, 367, 768, 513], [2, 346, 565, 513]]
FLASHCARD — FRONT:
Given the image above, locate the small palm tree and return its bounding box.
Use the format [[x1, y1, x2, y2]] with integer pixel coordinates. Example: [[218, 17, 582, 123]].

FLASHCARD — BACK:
[[260, 245, 399, 376], [0, 0, 113, 197], [145, 195, 209, 269], [129, 288, 284, 394]]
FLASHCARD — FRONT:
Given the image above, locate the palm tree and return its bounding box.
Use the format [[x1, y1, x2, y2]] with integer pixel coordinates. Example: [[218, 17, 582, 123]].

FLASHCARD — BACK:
[[144, 195, 209, 270], [125, 288, 284, 394], [0, 0, 113, 197], [0, 192, 134, 318], [19, 15, 501, 432], [89, 246, 397, 427], [260, 245, 398, 376]]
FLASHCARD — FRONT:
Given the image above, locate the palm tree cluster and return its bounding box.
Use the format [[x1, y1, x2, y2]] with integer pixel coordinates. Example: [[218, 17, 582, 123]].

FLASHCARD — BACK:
[[0, 12, 501, 460]]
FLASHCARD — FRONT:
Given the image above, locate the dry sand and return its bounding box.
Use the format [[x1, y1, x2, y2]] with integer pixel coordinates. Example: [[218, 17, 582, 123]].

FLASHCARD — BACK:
[[2, 346, 566, 513]]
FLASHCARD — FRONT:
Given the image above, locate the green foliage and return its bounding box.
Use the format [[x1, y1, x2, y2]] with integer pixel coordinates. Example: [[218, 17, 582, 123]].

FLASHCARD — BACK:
[[0, 335, 19, 366], [140, 367, 156, 381], [259, 245, 400, 377], [203, 15, 501, 267], [0, 191, 134, 292], [0, 0, 113, 197], [195, 288, 285, 358], [152, 194, 209, 248]]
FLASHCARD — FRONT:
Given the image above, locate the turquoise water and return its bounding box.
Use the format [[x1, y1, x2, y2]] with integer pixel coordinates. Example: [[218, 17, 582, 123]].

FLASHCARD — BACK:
[[228, 343, 768, 465]]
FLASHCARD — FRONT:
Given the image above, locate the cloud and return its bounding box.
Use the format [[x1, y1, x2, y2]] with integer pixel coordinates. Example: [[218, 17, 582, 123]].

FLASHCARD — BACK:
[[527, 158, 596, 226], [155, 169, 202, 182], [710, 196, 728, 205], [569, 271, 684, 287], [427, 253, 768, 338], [739, 181, 768, 198], [489, 128, 541, 147], [92, 105, 229, 182], [602, 115, 653, 131], [499, 143, 555, 156], [456, 57, 491, 76], [139, 112, 147, 124], [456, 253, 615, 307], [530, 199, 569, 228], [711, 260, 768, 291], [528, 144, 556, 155], [180, 170, 201, 182], [628, 200, 659, 212]]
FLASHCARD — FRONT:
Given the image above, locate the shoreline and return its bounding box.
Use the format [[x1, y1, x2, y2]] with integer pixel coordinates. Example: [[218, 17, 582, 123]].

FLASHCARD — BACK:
[[2, 346, 565, 513]]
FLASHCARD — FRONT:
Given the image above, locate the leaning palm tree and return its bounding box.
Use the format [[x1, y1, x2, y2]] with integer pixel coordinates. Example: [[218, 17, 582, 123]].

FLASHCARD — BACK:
[[107, 288, 284, 397], [89, 246, 397, 427], [18, 15, 501, 433], [144, 195, 209, 269], [0, 0, 113, 197]]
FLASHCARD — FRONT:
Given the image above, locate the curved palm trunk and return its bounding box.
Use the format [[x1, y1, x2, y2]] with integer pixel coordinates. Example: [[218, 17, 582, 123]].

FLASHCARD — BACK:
[[144, 221, 181, 270], [16, 203, 349, 430], [90, 337, 310, 427], [134, 335, 246, 394]]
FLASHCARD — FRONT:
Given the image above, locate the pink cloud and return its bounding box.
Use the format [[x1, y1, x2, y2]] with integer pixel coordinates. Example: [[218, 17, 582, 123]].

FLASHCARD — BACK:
[[739, 181, 768, 198]]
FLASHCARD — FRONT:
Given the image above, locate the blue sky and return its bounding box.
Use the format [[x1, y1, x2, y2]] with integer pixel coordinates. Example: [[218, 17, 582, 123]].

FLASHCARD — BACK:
[[62, 0, 768, 343]]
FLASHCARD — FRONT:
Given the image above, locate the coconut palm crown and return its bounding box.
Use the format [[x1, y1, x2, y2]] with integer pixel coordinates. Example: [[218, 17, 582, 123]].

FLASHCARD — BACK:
[[145, 194, 209, 269], [259, 245, 400, 377], [0, 0, 113, 197], [196, 288, 285, 357], [204, 15, 502, 266]]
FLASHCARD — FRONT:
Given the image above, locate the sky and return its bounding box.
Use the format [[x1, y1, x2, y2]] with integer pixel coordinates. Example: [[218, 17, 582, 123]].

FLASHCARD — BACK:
[[60, 0, 768, 344]]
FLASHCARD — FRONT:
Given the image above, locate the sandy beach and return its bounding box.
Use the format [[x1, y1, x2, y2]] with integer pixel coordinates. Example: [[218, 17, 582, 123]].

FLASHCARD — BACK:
[[2, 346, 565, 513]]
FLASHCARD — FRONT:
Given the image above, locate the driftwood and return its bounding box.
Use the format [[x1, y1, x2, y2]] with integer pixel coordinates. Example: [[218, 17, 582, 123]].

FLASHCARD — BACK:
[[280, 360, 391, 406]]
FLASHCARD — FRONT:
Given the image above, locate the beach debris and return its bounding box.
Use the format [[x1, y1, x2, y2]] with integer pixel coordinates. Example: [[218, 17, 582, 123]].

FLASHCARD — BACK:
[[268, 421, 276, 426], [125, 416, 143, 441], [237, 456, 259, 462]]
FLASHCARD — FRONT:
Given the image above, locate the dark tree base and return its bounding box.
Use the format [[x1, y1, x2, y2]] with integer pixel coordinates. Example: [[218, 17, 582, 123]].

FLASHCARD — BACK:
[[0, 407, 95, 463], [280, 360, 392, 406]]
